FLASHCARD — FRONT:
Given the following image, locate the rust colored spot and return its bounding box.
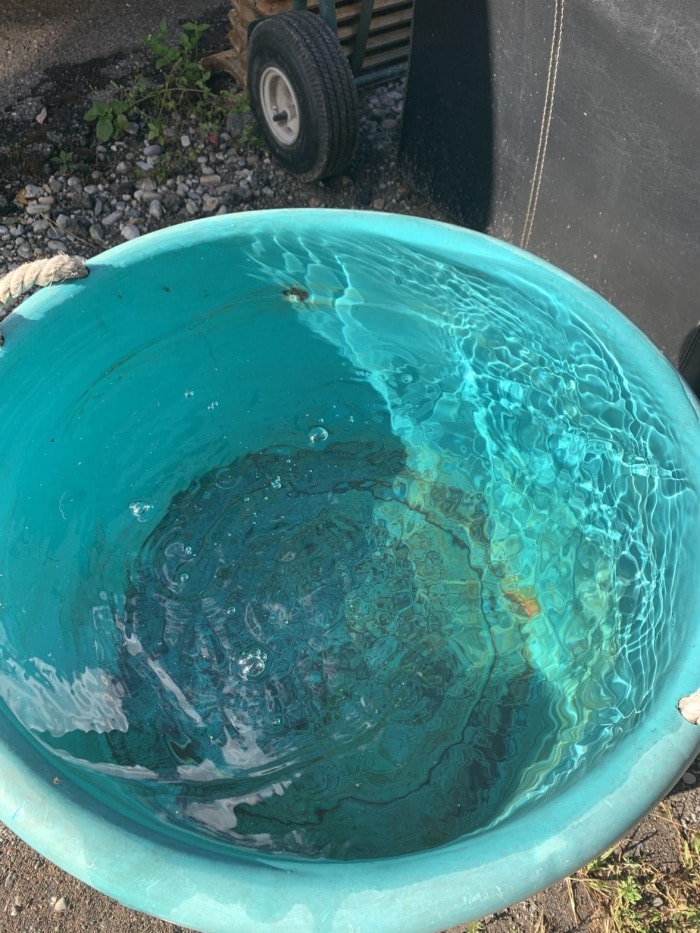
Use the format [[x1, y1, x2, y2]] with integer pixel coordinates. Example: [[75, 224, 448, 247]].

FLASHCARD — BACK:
[[503, 589, 541, 619]]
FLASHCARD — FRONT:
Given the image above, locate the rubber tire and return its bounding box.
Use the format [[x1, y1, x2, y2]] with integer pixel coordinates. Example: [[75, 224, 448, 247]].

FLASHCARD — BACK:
[[248, 10, 359, 182]]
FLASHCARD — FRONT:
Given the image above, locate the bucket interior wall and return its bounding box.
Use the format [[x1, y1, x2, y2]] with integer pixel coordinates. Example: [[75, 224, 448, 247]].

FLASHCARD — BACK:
[[1, 212, 699, 931]]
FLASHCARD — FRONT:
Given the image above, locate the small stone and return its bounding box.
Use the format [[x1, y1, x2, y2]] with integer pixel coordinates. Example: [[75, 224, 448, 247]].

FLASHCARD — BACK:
[[25, 202, 51, 215], [180, 134, 191, 148], [23, 183, 44, 199], [381, 118, 398, 129], [372, 197, 385, 210], [201, 195, 219, 212], [116, 160, 131, 174], [160, 191, 183, 213], [94, 198, 103, 216], [143, 144, 162, 157], [120, 224, 140, 240], [199, 174, 222, 186], [32, 219, 50, 233], [17, 243, 33, 259], [53, 896, 67, 912], [47, 240, 67, 252], [148, 199, 163, 219], [102, 210, 122, 227], [185, 200, 199, 216], [681, 771, 696, 785], [138, 177, 157, 192], [89, 223, 105, 243], [55, 213, 70, 230], [37, 195, 55, 205], [136, 160, 151, 171], [200, 163, 214, 175], [308, 197, 322, 208], [652, 897, 663, 907]]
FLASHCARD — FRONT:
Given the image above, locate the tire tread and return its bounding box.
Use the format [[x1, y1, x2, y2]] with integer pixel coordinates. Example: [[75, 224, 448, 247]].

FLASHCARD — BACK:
[[248, 11, 359, 180]]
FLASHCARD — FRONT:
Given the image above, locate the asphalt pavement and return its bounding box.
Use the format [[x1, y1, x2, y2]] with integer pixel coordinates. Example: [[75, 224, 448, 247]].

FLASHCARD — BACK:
[[0, 0, 230, 111]]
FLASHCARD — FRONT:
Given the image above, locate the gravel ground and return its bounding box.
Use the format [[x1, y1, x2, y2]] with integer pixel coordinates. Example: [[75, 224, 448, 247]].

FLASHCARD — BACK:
[[0, 46, 449, 287], [1, 31, 699, 933]]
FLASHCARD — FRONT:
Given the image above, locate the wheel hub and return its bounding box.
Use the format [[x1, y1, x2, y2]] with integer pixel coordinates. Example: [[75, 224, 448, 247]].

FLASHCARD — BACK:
[[259, 66, 301, 145]]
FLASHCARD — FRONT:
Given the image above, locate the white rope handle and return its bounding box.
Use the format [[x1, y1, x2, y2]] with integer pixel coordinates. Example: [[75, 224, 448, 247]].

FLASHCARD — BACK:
[[678, 690, 700, 725], [0, 255, 88, 315]]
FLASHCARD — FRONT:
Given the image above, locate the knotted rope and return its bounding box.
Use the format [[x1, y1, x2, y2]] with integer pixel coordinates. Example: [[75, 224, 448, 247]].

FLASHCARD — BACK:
[[0, 255, 89, 316], [679, 690, 700, 725]]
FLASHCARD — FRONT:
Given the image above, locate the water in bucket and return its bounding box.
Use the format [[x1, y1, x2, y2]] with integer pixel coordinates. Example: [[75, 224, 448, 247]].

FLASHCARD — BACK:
[[0, 225, 691, 860]]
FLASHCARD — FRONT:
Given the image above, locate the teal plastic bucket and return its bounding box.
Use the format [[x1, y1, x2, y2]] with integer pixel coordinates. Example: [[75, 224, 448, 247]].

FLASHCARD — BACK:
[[1, 211, 699, 932]]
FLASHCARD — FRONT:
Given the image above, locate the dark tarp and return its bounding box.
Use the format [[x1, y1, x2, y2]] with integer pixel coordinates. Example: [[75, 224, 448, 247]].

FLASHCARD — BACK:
[[399, 0, 699, 369]]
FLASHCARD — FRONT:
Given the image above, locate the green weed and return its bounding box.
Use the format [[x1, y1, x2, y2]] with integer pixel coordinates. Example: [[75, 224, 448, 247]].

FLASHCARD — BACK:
[[50, 149, 78, 175], [84, 19, 250, 147], [573, 834, 700, 933]]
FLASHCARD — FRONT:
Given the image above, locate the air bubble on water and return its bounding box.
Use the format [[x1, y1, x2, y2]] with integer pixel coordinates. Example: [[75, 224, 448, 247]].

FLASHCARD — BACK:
[[184, 389, 195, 398], [226, 606, 237, 615], [129, 501, 154, 522], [184, 545, 193, 556], [270, 475, 282, 489], [308, 425, 329, 447], [179, 572, 189, 583], [237, 647, 267, 681], [207, 401, 219, 411]]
